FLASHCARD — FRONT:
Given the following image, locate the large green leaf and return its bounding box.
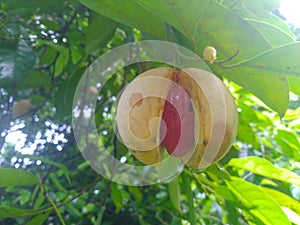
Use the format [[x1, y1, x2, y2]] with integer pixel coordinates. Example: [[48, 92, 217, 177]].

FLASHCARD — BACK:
[[168, 177, 182, 213], [193, 1, 272, 61], [0, 39, 36, 89], [79, 0, 166, 39], [136, 0, 209, 45], [215, 42, 300, 115], [228, 156, 300, 186], [226, 177, 291, 225], [0, 168, 39, 187], [222, 1, 295, 39], [242, 0, 281, 18], [261, 187, 300, 215], [214, 64, 289, 115], [0, 206, 45, 218], [136, 0, 271, 61], [246, 19, 295, 47], [85, 14, 118, 54], [236, 42, 300, 78], [224, 42, 300, 115]]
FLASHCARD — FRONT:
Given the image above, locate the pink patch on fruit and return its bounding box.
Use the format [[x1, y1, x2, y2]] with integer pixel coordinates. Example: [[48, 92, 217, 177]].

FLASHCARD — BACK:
[[160, 86, 195, 157]]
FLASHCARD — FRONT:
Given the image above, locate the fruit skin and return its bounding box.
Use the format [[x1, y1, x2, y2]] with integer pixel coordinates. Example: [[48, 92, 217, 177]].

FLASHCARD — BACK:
[[203, 46, 217, 64], [116, 67, 238, 169], [177, 68, 237, 169], [12, 99, 33, 118], [116, 68, 173, 165]]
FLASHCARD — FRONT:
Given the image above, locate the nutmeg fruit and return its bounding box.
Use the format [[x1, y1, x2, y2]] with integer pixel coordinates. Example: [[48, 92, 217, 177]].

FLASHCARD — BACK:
[[116, 68, 237, 169]]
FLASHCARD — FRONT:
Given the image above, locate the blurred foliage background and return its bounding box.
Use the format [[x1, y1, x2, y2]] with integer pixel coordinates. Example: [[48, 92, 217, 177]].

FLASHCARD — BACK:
[[1, 0, 300, 224]]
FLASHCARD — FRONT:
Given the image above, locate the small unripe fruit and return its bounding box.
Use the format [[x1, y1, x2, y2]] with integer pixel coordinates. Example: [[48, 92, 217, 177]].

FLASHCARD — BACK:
[[12, 99, 33, 118], [88, 86, 98, 96], [203, 46, 217, 63]]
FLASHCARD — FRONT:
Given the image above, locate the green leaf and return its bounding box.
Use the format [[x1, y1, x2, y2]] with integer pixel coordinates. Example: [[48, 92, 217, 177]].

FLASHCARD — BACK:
[[136, 0, 209, 43], [225, 201, 240, 225], [0, 168, 39, 187], [37, 40, 65, 52], [274, 129, 300, 160], [261, 187, 300, 215], [223, 2, 295, 39], [288, 76, 300, 96], [182, 173, 196, 225], [238, 42, 300, 79], [81, 203, 95, 214], [136, 0, 271, 62], [0, 39, 36, 89], [242, 0, 281, 18], [128, 186, 143, 203], [0, 205, 44, 218], [237, 114, 260, 149], [55, 48, 69, 75], [168, 177, 182, 213], [193, 1, 272, 61], [215, 185, 236, 202], [33, 190, 46, 210], [85, 14, 117, 54], [18, 70, 51, 90], [227, 156, 300, 186], [55, 80, 71, 118], [215, 42, 300, 115], [217, 65, 289, 116], [246, 19, 295, 47], [65, 204, 82, 218], [49, 173, 68, 192], [225, 177, 291, 225], [110, 183, 123, 213], [79, 0, 166, 39], [26, 211, 52, 225]]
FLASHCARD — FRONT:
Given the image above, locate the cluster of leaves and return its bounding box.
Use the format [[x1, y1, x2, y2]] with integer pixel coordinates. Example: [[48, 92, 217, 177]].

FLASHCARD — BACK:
[[0, 0, 300, 224]]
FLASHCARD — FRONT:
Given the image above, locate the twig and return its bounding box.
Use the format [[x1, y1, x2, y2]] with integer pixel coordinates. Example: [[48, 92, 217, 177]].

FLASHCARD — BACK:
[[40, 184, 66, 225]]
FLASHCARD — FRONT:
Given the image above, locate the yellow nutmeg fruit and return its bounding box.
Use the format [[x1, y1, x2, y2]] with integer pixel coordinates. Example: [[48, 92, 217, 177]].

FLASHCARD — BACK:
[[12, 99, 33, 118], [116, 68, 238, 169], [203, 46, 217, 64]]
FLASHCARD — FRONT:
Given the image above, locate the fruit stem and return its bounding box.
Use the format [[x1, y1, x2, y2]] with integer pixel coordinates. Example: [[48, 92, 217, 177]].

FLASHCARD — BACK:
[[182, 171, 197, 225]]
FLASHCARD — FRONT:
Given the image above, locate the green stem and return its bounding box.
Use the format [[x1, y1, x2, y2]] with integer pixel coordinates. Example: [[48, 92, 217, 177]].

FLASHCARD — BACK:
[[40, 184, 66, 225], [182, 172, 197, 225], [45, 193, 66, 225]]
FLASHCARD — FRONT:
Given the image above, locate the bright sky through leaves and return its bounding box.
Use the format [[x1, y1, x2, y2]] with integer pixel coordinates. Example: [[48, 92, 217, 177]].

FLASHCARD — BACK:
[[279, 0, 300, 28]]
